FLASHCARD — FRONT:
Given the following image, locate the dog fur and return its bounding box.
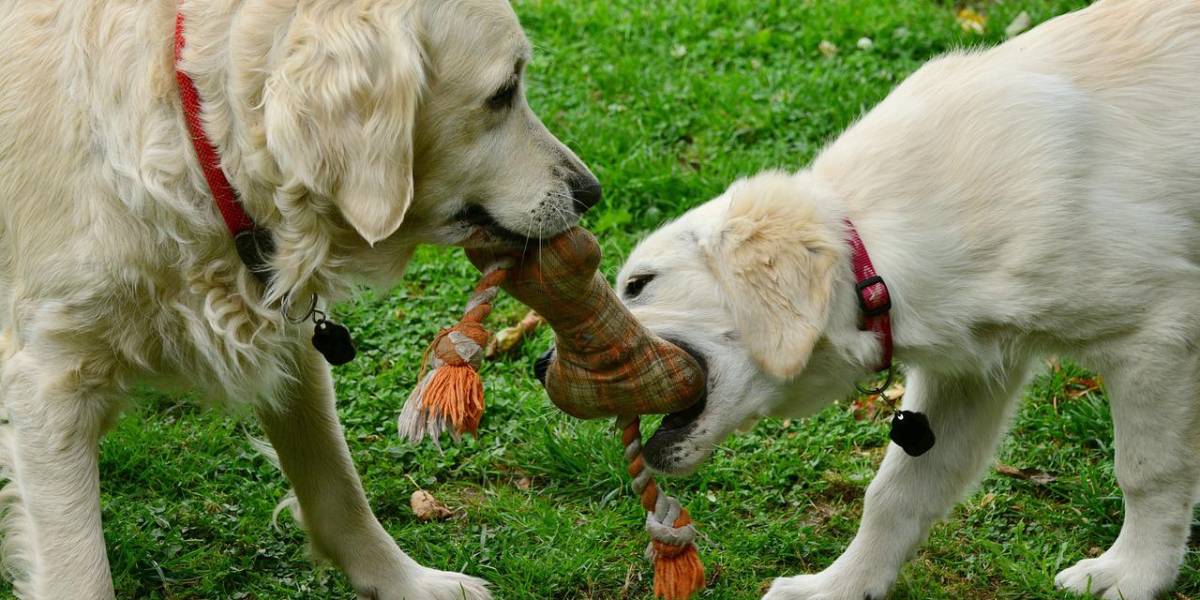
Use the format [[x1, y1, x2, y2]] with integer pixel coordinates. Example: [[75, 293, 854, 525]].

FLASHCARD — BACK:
[[0, 0, 598, 598], [617, 1, 1200, 598]]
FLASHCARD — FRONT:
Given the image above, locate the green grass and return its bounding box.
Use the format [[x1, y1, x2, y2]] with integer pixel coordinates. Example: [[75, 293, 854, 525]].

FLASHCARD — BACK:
[[12, 0, 1200, 598]]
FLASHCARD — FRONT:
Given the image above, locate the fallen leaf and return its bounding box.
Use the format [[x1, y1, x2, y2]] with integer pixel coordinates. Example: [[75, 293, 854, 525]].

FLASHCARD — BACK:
[[515, 477, 532, 491], [996, 463, 1056, 485], [410, 490, 453, 521], [1064, 375, 1102, 399], [485, 311, 544, 359], [1005, 11, 1032, 37], [850, 394, 880, 421], [883, 381, 905, 401], [957, 8, 987, 35]]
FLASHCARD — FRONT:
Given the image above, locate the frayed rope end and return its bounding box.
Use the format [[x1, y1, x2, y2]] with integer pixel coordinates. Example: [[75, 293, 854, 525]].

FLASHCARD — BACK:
[[651, 540, 705, 600], [647, 509, 705, 600], [423, 363, 484, 436]]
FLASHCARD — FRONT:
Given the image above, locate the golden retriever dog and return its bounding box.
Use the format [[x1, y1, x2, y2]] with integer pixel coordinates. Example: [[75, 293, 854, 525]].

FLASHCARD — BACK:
[[615, 1, 1200, 598], [0, 0, 598, 598]]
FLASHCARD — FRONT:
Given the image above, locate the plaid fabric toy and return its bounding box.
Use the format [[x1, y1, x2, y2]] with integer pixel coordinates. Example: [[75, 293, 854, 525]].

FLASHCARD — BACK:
[[401, 228, 708, 599], [471, 227, 706, 419]]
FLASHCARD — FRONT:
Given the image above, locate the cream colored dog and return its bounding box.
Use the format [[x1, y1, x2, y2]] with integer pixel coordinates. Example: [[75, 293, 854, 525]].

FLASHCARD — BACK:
[[0, 0, 599, 598], [617, 1, 1200, 598]]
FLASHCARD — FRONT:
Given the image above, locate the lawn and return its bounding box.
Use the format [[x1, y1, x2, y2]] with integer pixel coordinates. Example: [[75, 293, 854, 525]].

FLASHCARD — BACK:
[[11, 0, 1200, 598]]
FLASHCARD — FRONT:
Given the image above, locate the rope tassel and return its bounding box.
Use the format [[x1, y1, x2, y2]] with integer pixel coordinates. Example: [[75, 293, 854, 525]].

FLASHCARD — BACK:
[[622, 416, 706, 599], [397, 261, 511, 445]]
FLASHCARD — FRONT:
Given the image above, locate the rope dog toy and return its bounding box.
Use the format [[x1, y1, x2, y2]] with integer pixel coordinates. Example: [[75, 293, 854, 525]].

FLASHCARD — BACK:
[[621, 415, 706, 600], [400, 228, 707, 598], [396, 260, 512, 445]]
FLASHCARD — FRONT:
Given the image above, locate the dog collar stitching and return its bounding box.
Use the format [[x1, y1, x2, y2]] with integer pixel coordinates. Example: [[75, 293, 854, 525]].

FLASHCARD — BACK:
[[174, 11, 273, 283], [844, 218, 893, 373], [174, 12, 355, 366], [844, 221, 934, 457]]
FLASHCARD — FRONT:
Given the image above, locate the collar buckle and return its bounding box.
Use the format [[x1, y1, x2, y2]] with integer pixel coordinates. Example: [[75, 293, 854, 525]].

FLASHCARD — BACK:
[[233, 229, 275, 285], [854, 274, 892, 318]]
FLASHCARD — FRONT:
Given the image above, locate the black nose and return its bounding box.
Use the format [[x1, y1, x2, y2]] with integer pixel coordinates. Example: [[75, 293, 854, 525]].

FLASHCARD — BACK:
[[533, 346, 555, 385], [567, 171, 602, 214]]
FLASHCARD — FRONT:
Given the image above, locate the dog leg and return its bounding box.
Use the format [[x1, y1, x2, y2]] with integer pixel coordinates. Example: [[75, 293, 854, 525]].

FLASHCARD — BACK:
[[255, 349, 490, 600], [1054, 351, 1196, 600], [0, 350, 115, 600], [764, 363, 1030, 600]]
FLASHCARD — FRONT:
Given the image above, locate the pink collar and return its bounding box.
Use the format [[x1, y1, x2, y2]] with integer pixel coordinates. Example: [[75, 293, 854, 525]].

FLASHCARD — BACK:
[[174, 12, 273, 281], [844, 219, 893, 374]]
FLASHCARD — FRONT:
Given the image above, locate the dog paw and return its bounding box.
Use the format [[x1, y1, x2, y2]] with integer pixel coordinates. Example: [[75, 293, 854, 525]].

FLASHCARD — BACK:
[[762, 572, 887, 600], [361, 565, 491, 600], [1054, 554, 1175, 600]]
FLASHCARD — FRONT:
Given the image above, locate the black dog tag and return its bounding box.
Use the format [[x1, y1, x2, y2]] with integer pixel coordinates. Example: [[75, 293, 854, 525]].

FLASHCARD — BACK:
[[890, 410, 935, 457], [312, 318, 356, 365]]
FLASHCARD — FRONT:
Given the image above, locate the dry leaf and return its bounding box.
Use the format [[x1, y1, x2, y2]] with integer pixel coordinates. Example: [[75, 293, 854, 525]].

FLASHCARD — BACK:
[[957, 8, 987, 34], [485, 311, 544, 359], [515, 477, 532, 491], [851, 394, 881, 421], [410, 490, 453, 521], [1005, 11, 1031, 37], [996, 463, 1056, 485], [884, 381, 905, 400], [1064, 375, 1102, 399]]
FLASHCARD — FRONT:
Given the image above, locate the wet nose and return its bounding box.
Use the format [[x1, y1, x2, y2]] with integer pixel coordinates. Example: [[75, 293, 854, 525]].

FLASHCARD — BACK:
[[567, 171, 602, 214]]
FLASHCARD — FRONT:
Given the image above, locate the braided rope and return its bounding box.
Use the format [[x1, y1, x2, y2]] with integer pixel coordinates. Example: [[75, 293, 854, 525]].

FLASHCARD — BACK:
[[619, 416, 704, 598], [397, 260, 512, 445]]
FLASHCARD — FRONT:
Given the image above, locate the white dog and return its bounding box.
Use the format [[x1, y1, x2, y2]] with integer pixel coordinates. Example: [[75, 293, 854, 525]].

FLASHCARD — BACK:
[[0, 0, 599, 598], [617, 1, 1200, 598]]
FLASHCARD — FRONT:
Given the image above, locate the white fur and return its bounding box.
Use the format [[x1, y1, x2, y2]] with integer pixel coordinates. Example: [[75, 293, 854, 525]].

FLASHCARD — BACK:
[[0, 0, 597, 597], [617, 1, 1200, 598]]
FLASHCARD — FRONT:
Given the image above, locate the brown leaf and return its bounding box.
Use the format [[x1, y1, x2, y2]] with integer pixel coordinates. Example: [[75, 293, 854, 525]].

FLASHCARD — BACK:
[[996, 463, 1056, 485], [485, 311, 544, 359], [410, 490, 453, 521], [515, 477, 532, 491], [850, 394, 880, 421], [1064, 375, 1102, 399]]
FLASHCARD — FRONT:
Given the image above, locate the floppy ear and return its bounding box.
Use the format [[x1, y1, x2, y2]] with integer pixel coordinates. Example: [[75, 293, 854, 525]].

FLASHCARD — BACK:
[[704, 173, 841, 380], [263, 5, 424, 245]]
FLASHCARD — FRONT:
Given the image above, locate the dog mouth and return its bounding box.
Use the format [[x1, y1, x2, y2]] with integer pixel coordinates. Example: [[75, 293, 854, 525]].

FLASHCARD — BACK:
[[455, 204, 529, 248], [642, 340, 710, 474]]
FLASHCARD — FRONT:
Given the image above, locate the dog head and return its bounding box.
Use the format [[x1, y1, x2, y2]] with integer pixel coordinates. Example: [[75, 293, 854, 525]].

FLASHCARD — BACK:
[[243, 0, 598, 299], [617, 171, 870, 474]]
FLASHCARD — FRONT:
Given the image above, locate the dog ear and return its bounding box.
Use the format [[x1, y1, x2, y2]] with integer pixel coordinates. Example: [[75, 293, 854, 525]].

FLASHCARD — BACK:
[[263, 5, 423, 245], [704, 172, 840, 380]]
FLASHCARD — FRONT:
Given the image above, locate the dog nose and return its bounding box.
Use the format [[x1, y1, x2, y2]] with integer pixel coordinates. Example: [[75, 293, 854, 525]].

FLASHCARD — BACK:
[[567, 171, 602, 214]]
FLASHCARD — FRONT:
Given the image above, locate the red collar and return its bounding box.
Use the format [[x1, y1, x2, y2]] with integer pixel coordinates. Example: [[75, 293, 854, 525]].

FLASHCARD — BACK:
[[844, 219, 893, 373], [175, 12, 273, 281], [174, 12, 253, 235]]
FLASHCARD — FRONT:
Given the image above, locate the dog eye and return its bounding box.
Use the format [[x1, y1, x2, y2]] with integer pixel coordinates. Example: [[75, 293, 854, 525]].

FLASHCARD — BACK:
[[486, 78, 519, 111], [624, 274, 655, 299]]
